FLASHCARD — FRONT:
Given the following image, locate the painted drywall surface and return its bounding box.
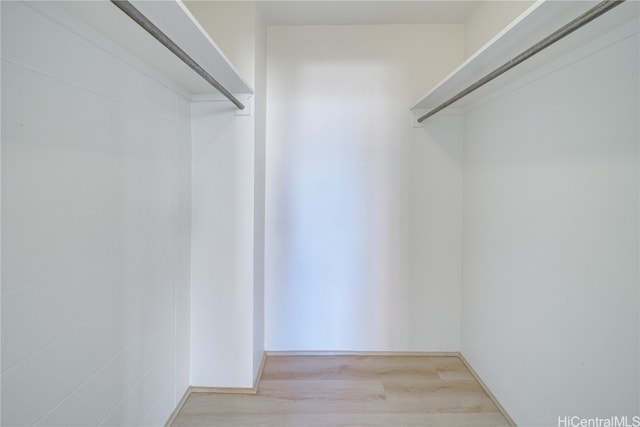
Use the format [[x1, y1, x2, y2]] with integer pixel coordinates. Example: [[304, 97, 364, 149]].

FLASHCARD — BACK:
[[265, 25, 464, 351], [1, 2, 191, 425], [461, 31, 639, 425], [252, 9, 267, 379], [464, 0, 535, 58], [186, 1, 266, 387], [175, 85, 193, 406], [190, 101, 255, 387], [0, 3, 3, 424]]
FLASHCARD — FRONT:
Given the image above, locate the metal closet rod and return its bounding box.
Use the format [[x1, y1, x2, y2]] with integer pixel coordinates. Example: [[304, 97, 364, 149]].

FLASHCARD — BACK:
[[111, 0, 245, 110], [417, 0, 625, 123]]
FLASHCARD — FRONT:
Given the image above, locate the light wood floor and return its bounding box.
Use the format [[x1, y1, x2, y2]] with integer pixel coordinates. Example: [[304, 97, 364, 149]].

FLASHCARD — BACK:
[[171, 355, 512, 426]]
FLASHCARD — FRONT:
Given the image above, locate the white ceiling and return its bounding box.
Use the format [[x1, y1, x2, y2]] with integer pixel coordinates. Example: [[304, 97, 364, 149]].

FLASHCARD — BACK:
[[258, 1, 482, 26]]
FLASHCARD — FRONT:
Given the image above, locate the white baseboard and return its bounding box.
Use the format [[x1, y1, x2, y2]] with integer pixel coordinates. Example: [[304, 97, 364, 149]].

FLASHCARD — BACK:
[[164, 387, 191, 427], [164, 352, 268, 426], [458, 353, 517, 427], [265, 350, 460, 357], [253, 351, 267, 391]]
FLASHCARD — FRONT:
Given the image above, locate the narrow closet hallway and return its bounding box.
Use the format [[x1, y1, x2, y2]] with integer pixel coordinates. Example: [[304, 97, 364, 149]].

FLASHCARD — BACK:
[[1, 0, 638, 426], [171, 355, 511, 426]]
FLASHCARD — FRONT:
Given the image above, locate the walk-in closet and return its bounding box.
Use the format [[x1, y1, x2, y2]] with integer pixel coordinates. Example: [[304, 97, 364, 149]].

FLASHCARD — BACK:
[[2, 1, 638, 425]]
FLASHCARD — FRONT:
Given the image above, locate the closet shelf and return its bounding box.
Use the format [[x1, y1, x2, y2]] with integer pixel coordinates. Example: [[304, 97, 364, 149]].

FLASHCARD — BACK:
[[411, 0, 639, 114], [58, 0, 253, 100]]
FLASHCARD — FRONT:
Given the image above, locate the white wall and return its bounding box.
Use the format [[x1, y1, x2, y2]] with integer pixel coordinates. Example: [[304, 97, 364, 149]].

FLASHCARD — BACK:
[[464, 0, 535, 58], [1, 2, 191, 425], [265, 24, 464, 351], [461, 26, 639, 426], [186, 1, 266, 387], [190, 101, 255, 387], [252, 8, 267, 379]]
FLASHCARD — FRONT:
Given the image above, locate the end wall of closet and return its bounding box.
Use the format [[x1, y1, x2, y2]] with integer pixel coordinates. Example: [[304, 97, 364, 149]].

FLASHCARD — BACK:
[[265, 23, 465, 352]]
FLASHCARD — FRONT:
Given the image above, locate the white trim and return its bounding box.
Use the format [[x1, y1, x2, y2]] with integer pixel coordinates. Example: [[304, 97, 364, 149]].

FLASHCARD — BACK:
[[188, 386, 257, 395], [182, 352, 267, 397], [265, 350, 460, 357], [252, 351, 267, 391], [458, 353, 518, 427], [163, 387, 191, 427]]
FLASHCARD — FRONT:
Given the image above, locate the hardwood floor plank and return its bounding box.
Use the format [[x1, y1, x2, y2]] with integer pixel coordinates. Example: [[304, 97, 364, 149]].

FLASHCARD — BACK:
[[177, 393, 282, 415], [383, 380, 502, 414], [369, 356, 441, 380], [262, 379, 390, 415], [285, 412, 511, 427], [171, 413, 287, 427], [179, 381, 389, 415], [258, 379, 386, 399], [426, 357, 477, 381], [260, 355, 377, 381]]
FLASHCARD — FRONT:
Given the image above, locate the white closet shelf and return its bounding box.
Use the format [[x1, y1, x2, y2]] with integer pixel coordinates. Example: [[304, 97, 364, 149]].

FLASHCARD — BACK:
[[57, 0, 253, 100], [411, 0, 639, 113]]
